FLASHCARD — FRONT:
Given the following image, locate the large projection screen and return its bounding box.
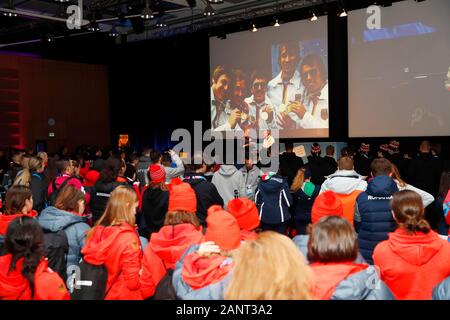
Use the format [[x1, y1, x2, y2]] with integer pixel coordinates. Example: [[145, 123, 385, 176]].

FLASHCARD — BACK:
[[348, 0, 450, 137], [209, 17, 329, 139]]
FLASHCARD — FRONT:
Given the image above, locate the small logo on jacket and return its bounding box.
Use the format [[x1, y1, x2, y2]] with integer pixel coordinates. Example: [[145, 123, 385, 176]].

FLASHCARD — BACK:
[[367, 195, 393, 200]]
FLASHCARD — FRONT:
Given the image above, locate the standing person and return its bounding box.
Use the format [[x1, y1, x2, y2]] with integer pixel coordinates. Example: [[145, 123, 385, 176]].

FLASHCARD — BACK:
[[38, 185, 89, 278], [0, 186, 37, 243], [47, 159, 85, 200], [210, 65, 231, 130], [81, 186, 143, 300], [0, 216, 70, 300], [212, 165, 246, 207], [124, 153, 139, 181], [323, 145, 338, 177], [141, 164, 169, 235], [290, 167, 320, 235], [387, 140, 404, 173], [224, 231, 313, 300], [135, 148, 152, 187], [353, 143, 372, 177], [307, 143, 328, 186], [255, 171, 292, 234], [2, 151, 23, 190], [239, 156, 262, 201], [140, 182, 203, 299], [13, 156, 47, 213], [355, 158, 399, 264], [319, 156, 367, 224], [183, 160, 224, 227], [0, 148, 8, 182], [279, 141, 304, 187], [162, 150, 185, 184], [435, 171, 450, 237], [308, 216, 393, 300], [373, 190, 450, 300], [89, 158, 126, 223]]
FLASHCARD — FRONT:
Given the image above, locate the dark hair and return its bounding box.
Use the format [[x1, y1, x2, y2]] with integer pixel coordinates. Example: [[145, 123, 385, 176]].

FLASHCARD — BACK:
[[164, 211, 200, 228], [142, 147, 152, 157], [161, 152, 172, 166], [284, 142, 294, 152], [391, 190, 430, 234], [277, 42, 300, 65], [307, 216, 358, 263], [56, 160, 71, 174], [250, 71, 268, 85], [5, 186, 32, 215], [212, 65, 228, 83], [150, 151, 162, 164], [45, 157, 58, 185], [438, 171, 450, 198], [54, 184, 86, 213], [300, 53, 328, 80], [99, 157, 120, 183], [370, 158, 392, 177], [5, 216, 46, 297], [326, 145, 335, 156]]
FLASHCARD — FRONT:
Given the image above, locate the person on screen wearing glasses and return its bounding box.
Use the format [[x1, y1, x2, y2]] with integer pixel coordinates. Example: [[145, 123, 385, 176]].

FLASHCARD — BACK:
[[293, 54, 329, 129], [268, 41, 304, 130], [211, 65, 231, 130], [244, 72, 277, 132]]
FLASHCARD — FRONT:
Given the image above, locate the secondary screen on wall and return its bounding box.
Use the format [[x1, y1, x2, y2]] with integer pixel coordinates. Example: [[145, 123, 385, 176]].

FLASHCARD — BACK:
[[209, 17, 328, 139], [348, 0, 450, 137]]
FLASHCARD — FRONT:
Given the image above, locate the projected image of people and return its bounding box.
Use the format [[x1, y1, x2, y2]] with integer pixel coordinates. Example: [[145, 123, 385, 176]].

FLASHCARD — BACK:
[[209, 18, 328, 138]]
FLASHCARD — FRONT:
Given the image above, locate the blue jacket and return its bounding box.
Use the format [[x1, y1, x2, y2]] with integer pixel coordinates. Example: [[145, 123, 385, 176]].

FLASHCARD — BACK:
[[38, 206, 90, 275], [432, 276, 450, 300], [172, 244, 232, 300], [355, 175, 398, 264], [255, 174, 292, 225], [292, 184, 320, 222]]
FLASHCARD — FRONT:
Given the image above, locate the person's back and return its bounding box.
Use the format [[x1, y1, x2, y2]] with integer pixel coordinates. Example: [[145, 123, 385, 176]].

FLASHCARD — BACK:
[[373, 190, 450, 299], [279, 143, 304, 186], [212, 165, 245, 206], [135, 150, 152, 186], [355, 158, 398, 264]]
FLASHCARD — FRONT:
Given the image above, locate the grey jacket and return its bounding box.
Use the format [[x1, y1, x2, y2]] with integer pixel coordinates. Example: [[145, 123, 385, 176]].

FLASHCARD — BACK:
[[432, 276, 450, 300], [239, 165, 263, 201], [38, 206, 90, 276], [164, 153, 185, 183], [212, 165, 246, 208]]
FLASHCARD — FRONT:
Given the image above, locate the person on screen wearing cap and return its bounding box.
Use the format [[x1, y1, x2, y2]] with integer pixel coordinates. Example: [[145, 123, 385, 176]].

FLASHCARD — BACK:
[[244, 72, 277, 132], [268, 41, 304, 130], [287, 54, 329, 129], [211, 65, 231, 130], [354, 143, 372, 177], [172, 205, 241, 300]]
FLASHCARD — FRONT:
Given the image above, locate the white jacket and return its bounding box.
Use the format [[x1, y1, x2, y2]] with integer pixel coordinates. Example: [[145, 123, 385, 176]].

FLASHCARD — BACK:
[[395, 179, 434, 208], [320, 170, 368, 195]]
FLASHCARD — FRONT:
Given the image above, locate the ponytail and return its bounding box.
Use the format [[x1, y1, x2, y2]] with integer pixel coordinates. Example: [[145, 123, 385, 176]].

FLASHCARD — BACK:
[[392, 190, 431, 234], [13, 169, 31, 187], [291, 168, 305, 193]]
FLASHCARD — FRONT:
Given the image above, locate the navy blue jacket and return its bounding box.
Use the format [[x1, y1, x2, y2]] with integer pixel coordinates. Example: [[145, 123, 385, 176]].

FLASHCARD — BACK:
[[355, 175, 398, 264], [255, 174, 292, 225], [292, 184, 320, 223]]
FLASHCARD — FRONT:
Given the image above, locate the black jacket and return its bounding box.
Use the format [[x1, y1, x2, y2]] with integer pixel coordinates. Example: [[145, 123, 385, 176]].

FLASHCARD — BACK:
[[408, 153, 442, 196], [90, 180, 126, 223], [354, 152, 372, 177], [141, 186, 169, 234], [136, 156, 152, 186], [307, 155, 328, 186], [279, 152, 304, 186], [323, 156, 338, 177], [30, 173, 48, 213], [183, 173, 224, 227]]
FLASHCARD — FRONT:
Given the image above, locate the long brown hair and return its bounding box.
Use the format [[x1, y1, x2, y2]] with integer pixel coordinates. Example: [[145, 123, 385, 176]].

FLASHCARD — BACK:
[[291, 168, 306, 193], [391, 164, 406, 188], [5, 186, 32, 215], [224, 231, 313, 300], [54, 184, 86, 213], [391, 190, 430, 234], [164, 211, 200, 228]]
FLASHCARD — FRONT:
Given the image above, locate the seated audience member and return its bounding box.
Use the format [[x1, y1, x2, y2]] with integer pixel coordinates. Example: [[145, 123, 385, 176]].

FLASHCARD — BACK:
[[255, 171, 292, 234], [162, 150, 185, 184], [224, 231, 313, 300], [141, 164, 169, 235], [212, 164, 246, 207], [355, 158, 399, 264], [0, 216, 70, 300], [373, 190, 450, 300], [140, 182, 203, 299], [38, 185, 90, 278], [0, 186, 37, 243], [308, 216, 393, 300], [82, 186, 143, 300], [291, 167, 320, 235], [172, 206, 241, 300], [227, 198, 260, 241], [183, 159, 224, 227], [320, 156, 367, 224]]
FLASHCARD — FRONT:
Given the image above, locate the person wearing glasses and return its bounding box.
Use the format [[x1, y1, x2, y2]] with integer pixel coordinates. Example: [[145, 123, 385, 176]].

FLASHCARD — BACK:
[[244, 72, 277, 132], [288, 54, 329, 129]]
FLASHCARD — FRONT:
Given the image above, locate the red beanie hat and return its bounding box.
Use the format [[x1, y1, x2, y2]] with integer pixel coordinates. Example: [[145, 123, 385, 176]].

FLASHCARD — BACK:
[[149, 164, 166, 184], [227, 198, 260, 231], [83, 170, 100, 187], [360, 143, 370, 153], [168, 182, 197, 213], [311, 191, 344, 224], [205, 205, 241, 251]]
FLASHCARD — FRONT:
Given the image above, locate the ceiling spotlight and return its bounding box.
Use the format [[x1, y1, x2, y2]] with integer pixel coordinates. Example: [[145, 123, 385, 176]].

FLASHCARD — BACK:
[[274, 19, 280, 27], [203, 2, 215, 16], [3, 11, 17, 17], [251, 24, 257, 32], [109, 28, 119, 37], [42, 33, 55, 43], [156, 19, 167, 27], [208, 0, 224, 3], [55, 0, 69, 2], [309, 12, 318, 22], [338, 8, 347, 17], [141, 3, 154, 19], [88, 20, 100, 32]]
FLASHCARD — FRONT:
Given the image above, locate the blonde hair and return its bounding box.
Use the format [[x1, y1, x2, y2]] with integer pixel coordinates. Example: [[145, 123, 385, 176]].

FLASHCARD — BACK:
[[391, 164, 406, 188], [95, 185, 138, 228], [13, 156, 43, 187], [291, 168, 305, 193], [224, 231, 313, 300]]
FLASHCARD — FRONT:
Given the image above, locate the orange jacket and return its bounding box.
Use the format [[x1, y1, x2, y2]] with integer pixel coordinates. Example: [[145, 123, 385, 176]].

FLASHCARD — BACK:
[[334, 190, 362, 225], [82, 223, 143, 300], [373, 228, 450, 299], [140, 223, 203, 299], [0, 255, 70, 300], [0, 211, 38, 236]]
